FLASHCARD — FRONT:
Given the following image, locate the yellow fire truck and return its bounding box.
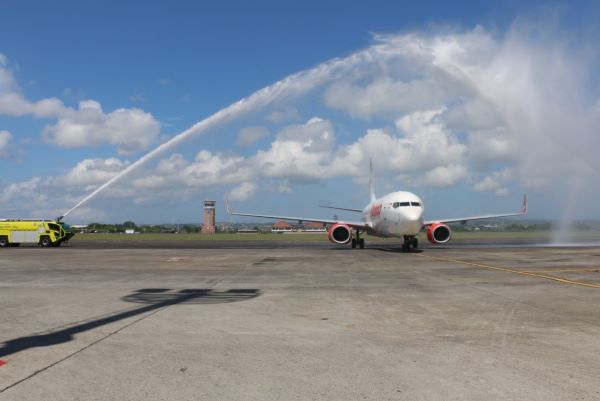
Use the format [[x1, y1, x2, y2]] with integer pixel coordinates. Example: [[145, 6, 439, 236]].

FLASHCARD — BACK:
[[0, 220, 74, 247]]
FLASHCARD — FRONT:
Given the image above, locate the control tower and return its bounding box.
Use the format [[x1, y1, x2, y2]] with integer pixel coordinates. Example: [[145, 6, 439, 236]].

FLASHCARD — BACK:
[[202, 200, 216, 234]]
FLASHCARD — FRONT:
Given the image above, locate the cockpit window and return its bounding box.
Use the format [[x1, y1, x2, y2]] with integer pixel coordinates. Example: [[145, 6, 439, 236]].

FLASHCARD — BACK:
[[393, 201, 420, 208]]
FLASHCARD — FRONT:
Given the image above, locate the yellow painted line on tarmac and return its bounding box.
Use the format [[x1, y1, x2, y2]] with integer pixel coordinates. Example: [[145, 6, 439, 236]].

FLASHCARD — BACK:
[[419, 254, 600, 289], [521, 268, 600, 273]]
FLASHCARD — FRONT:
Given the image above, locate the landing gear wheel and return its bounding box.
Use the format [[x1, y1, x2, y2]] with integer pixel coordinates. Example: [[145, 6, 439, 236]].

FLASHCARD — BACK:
[[402, 236, 416, 253], [40, 237, 52, 247], [351, 238, 357, 249], [359, 238, 365, 249], [0, 237, 8, 248]]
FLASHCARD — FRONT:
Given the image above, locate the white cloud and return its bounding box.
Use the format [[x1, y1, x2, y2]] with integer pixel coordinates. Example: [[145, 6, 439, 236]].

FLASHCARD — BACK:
[[228, 182, 257, 201], [0, 56, 160, 153], [326, 109, 467, 184], [324, 77, 449, 119], [473, 176, 500, 192], [128, 151, 252, 198], [0, 130, 11, 157], [255, 117, 335, 182], [267, 106, 301, 123], [236, 112, 467, 188], [186, 150, 251, 185], [419, 164, 468, 187], [466, 129, 514, 167], [236, 126, 270, 146], [43, 100, 160, 154], [54, 158, 129, 187], [0, 177, 41, 204], [473, 168, 513, 196]]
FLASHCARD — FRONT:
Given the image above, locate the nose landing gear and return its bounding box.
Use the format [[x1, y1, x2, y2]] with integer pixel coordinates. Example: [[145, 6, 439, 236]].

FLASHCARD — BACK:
[[350, 232, 418, 252], [402, 235, 418, 252]]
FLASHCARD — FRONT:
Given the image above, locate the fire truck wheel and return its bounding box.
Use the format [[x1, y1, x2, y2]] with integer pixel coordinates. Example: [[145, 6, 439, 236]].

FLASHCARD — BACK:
[[0, 237, 8, 247], [40, 237, 52, 247]]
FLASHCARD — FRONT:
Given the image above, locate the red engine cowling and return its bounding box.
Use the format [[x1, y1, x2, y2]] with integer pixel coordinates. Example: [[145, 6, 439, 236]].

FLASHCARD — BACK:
[[427, 223, 452, 244], [328, 223, 353, 244]]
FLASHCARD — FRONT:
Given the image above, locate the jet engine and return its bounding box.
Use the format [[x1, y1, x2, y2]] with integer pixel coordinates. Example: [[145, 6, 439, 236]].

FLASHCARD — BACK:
[[427, 223, 451, 244], [328, 223, 353, 244]]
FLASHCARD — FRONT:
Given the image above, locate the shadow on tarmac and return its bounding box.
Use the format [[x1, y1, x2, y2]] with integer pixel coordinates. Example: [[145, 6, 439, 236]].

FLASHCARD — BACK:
[[374, 247, 425, 254], [0, 288, 260, 358], [122, 288, 261, 305]]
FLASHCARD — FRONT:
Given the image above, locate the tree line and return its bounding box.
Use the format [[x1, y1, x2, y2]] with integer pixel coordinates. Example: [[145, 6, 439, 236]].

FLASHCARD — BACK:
[[86, 222, 201, 233]]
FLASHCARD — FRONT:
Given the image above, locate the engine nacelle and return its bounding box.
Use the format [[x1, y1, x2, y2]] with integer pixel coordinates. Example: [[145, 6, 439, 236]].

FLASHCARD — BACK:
[[328, 223, 353, 244], [427, 223, 452, 244]]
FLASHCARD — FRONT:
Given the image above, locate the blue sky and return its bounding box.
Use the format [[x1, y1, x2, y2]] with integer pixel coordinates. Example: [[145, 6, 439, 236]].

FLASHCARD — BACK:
[[1, 0, 599, 224]]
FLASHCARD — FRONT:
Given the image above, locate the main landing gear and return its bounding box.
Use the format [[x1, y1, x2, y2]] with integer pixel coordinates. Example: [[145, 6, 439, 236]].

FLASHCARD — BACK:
[[351, 230, 365, 249], [401, 235, 418, 253]]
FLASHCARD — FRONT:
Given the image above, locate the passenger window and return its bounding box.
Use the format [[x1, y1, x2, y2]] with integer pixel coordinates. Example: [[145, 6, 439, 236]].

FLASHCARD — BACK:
[[411, 202, 421, 207]]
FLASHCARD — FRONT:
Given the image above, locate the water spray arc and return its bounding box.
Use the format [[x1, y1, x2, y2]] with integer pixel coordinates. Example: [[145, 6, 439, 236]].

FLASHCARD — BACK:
[[59, 45, 389, 220], [48, 26, 600, 248]]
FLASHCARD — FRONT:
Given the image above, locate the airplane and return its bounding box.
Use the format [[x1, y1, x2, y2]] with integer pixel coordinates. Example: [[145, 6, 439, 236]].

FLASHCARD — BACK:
[[226, 162, 527, 252]]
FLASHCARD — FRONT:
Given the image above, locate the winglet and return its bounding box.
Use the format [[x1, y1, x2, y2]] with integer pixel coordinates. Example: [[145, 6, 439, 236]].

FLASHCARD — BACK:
[[369, 158, 376, 202], [521, 194, 528, 215], [224, 194, 232, 215]]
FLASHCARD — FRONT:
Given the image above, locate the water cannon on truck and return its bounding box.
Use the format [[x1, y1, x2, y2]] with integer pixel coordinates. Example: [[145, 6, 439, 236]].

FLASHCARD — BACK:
[[0, 219, 74, 247]]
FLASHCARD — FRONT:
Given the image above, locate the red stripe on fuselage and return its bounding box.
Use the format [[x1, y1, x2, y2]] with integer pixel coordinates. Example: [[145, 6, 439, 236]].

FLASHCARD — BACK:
[[370, 204, 382, 217]]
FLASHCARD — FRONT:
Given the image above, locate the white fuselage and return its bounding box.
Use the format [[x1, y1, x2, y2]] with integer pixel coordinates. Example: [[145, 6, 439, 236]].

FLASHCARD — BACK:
[[361, 191, 424, 237]]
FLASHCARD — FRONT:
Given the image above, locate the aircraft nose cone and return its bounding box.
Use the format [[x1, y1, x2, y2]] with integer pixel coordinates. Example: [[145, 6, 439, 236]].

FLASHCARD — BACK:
[[404, 208, 422, 221], [401, 208, 424, 234]]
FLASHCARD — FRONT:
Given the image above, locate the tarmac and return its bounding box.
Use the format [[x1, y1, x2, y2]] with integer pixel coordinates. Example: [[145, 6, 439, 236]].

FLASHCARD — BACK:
[[1, 238, 600, 400]]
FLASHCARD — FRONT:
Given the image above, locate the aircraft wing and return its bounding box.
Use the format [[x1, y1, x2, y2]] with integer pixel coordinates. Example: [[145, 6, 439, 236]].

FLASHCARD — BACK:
[[424, 195, 527, 226], [319, 205, 363, 213], [228, 210, 370, 229], [225, 198, 370, 229]]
